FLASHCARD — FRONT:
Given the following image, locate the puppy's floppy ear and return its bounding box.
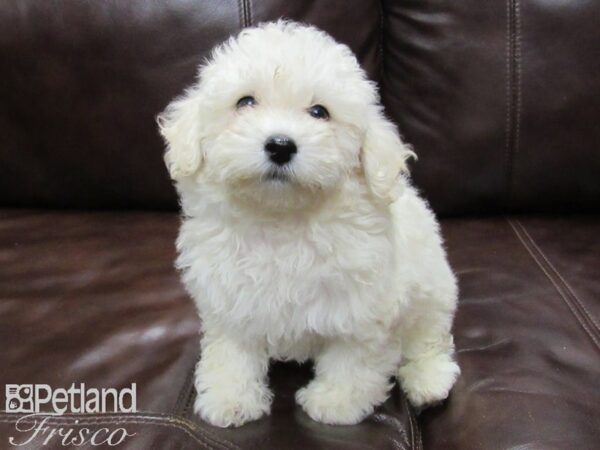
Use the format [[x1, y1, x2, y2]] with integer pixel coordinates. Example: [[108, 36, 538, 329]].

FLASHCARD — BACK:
[[157, 87, 205, 181], [361, 108, 416, 204]]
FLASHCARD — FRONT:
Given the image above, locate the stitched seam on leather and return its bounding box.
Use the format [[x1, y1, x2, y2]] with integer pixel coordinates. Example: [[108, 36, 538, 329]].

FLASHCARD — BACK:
[[242, 0, 247, 27], [415, 410, 423, 450], [173, 354, 242, 450], [508, 219, 600, 350], [515, 221, 600, 334], [237, 0, 244, 28], [504, 0, 521, 212], [246, 0, 253, 26], [186, 423, 239, 450], [509, 219, 600, 349], [239, 0, 250, 28], [377, 0, 385, 85], [185, 415, 241, 450], [513, 0, 522, 210], [403, 396, 421, 450], [177, 357, 204, 421], [405, 398, 415, 449], [0, 413, 238, 450], [182, 385, 195, 418], [174, 364, 196, 415], [238, 0, 250, 28], [0, 415, 219, 450], [408, 403, 423, 450], [512, 220, 600, 343], [504, 0, 511, 211]]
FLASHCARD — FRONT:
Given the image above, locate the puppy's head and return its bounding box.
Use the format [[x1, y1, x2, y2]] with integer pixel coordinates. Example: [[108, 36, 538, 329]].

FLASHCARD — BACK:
[[158, 21, 414, 210]]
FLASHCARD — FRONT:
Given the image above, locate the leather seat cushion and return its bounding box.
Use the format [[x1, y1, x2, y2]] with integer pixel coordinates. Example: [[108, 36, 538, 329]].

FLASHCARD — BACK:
[[1, 211, 598, 449], [422, 217, 600, 449], [0, 210, 416, 449]]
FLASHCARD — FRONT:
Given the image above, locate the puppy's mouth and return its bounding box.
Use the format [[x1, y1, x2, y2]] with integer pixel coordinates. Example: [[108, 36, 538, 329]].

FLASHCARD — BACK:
[[263, 168, 290, 183]]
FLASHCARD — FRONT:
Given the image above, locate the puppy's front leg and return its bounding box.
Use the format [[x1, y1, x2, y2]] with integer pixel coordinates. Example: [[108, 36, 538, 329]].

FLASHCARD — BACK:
[[296, 337, 402, 425], [194, 326, 272, 427], [397, 309, 460, 408]]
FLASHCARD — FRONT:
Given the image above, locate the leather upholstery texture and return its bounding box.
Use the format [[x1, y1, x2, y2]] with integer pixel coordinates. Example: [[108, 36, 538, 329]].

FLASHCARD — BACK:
[[0, 211, 418, 450], [0, 0, 598, 449], [2, 0, 598, 214], [1, 212, 598, 449], [382, 0, 600, 215], [0, 0, 381, 211], [421, 217, 600, 450]]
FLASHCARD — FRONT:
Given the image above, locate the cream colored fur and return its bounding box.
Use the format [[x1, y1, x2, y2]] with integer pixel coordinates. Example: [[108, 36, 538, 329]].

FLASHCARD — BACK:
[[158, 21, 459, 428]]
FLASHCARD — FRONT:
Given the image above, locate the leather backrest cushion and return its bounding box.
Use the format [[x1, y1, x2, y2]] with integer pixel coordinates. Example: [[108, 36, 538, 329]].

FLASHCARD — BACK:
[[0, 0, 380, 210], [1, 0, 598, 214], [0, 0, 240, 210], [382, 0, 600, 215]]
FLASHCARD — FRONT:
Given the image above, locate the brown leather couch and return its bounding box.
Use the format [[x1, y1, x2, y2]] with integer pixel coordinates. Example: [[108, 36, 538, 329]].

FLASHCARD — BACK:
[[1, 1, 598, 449]]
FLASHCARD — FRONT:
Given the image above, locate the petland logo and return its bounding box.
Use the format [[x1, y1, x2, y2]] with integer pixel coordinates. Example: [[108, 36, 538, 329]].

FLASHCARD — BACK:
[[5, 383, 137, 447]]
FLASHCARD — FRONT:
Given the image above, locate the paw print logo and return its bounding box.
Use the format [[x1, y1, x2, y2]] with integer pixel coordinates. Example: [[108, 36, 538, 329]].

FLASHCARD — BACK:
[[5, 385, 34, 413]]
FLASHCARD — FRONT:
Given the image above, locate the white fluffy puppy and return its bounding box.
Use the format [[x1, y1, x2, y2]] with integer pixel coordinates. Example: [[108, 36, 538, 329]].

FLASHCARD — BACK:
[[158, 21, 460, 428]]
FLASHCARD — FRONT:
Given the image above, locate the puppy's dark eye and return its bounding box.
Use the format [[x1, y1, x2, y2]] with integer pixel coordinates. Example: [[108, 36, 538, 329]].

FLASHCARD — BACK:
[[307, 104, 329, 120], [236, 96, 257, 108]]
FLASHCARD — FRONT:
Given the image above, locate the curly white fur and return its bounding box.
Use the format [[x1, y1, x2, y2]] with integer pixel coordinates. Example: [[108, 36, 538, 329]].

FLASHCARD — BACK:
[[158, 21, 459, 428]]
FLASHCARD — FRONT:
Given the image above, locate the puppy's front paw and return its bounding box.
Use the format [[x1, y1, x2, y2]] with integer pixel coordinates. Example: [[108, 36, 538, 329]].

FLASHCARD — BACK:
[[296, 380, 381, 425], [398, 353, 460, 408], [194, 375, 272, 427]]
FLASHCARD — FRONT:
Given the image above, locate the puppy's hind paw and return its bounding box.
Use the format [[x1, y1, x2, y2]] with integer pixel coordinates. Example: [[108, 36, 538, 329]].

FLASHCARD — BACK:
[[398, 353, 460, 408]]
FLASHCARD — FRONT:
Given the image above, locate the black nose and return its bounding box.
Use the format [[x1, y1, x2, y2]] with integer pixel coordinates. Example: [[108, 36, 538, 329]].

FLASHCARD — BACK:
[[264, 135, 297, 165]]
